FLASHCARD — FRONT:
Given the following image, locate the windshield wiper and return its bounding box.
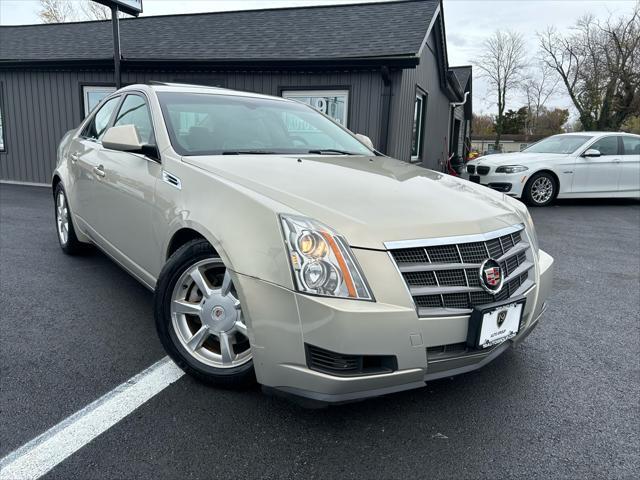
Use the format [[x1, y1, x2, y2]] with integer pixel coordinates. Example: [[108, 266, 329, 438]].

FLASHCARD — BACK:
[[306, 149, 357, 155], [221, 150, 277, 155]]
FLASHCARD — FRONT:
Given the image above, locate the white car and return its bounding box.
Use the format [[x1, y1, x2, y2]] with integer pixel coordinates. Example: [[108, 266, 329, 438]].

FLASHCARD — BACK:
[[465, 132, 640, 206]]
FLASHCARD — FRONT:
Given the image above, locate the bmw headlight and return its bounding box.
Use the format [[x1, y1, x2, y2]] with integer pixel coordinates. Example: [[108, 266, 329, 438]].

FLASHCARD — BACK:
[[280, 215, 374, 300], [496, 165, 528, 174]]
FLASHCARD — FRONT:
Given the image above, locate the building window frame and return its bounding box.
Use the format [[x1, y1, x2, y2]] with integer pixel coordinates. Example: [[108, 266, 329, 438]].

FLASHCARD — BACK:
[[0, 82, 6, 153], [279, 86, 351, 127], [411, 87, 427, 162], [80, 83, 117, 118]]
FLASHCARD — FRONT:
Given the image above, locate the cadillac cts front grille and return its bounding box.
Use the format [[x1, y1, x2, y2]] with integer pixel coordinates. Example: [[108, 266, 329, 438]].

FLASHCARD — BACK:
[[386, 225, 534, 316]]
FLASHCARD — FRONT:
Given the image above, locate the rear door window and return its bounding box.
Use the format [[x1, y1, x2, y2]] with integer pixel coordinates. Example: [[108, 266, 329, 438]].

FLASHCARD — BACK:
[[621, 136, 640, 156]]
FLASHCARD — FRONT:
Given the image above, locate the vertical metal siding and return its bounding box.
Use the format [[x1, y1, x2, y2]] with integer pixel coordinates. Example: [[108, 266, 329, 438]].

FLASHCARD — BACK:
[[0, 68, 386, 184], [387, 27, 451, 171]]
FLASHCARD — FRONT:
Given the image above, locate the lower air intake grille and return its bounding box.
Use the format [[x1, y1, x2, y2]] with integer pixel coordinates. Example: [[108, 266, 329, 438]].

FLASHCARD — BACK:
[[305, 344, 397, 377]]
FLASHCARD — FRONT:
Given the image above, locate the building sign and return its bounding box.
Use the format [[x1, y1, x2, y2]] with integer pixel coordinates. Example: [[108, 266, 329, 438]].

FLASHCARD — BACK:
[[92, 0, 143, 16], [282, 90, 349, 126]]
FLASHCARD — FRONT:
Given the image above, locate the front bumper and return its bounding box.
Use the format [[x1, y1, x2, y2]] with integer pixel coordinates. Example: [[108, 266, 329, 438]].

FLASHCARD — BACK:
[[233, 248, 554, 404], [463, 171, 530, 198]]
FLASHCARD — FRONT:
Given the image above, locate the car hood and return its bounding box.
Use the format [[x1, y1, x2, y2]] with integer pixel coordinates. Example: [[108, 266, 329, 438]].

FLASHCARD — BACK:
[[184, 155, 523, 249], [470, 152, 569, 166]]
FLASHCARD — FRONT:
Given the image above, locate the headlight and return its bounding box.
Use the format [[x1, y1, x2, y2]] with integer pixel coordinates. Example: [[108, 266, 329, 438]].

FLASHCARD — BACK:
[[496, 165, 528, 174], [280, 214, 374, 300]]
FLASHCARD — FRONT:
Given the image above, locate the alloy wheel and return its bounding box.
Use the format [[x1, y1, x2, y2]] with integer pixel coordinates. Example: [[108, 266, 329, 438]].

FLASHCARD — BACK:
[[170, 258, 251, 369], [530, 176, 554, 204], [56, 191, 69, 245]]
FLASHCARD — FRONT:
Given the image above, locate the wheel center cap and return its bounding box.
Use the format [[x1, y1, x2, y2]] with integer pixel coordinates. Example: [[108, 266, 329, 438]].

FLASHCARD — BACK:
[[212, 305, 226, 321], [201, 298, 236, 332]]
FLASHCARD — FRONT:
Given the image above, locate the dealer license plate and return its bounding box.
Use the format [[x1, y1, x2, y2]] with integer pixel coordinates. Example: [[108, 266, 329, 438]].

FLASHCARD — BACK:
[[469, 175, 480, 183], [472, 301, 524, 349]]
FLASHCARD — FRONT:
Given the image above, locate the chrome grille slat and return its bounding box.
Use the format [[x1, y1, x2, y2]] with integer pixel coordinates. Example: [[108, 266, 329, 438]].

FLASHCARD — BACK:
[[389, 225, 535, 316], [400, 262, 481, 272]]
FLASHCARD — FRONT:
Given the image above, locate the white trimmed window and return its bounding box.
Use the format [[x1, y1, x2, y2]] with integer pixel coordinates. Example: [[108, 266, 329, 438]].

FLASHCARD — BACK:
[[0, 83, 4, 151], [411, 93, 426, 161], [282, 90, 349, 126], [82, 86, 117, 117], [0, 98, 4, 151]]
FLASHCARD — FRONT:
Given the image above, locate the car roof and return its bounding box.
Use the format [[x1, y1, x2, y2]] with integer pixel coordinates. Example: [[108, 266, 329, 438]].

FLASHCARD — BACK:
[[114, 82, 291, 104], [145, 82, 287, 102], [554, 131, 638, 137]]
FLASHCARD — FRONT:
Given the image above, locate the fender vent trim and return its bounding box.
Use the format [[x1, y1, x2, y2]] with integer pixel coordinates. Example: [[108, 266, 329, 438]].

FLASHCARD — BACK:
[[162, 170, 182, 190]]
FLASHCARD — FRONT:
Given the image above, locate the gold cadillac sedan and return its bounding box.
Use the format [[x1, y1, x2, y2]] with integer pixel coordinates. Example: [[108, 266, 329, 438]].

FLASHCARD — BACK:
[[53, 83, 554, 404]]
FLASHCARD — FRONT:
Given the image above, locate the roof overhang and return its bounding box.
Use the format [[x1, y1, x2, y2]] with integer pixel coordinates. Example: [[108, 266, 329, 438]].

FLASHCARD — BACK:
[[0, 55, 420, 71]]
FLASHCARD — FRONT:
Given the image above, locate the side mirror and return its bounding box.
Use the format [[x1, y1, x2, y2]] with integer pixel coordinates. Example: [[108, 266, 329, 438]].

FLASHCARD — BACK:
[[355, 133, 375, 151], [583, 148, 601, 158], [102, 125, 143, 152]]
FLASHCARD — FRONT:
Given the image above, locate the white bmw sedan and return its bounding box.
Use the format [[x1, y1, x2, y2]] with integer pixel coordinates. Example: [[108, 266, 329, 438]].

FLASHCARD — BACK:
[[465, 132, 640, 206]]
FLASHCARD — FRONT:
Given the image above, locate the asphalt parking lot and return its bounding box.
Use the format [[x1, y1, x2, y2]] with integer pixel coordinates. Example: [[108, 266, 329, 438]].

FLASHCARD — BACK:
[[1, 183, 639, 479]]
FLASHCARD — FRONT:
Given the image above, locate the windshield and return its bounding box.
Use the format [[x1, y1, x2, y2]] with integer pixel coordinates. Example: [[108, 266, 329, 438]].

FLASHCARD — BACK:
[[157, 92, 373, 156], [523, 135, 593, 154]]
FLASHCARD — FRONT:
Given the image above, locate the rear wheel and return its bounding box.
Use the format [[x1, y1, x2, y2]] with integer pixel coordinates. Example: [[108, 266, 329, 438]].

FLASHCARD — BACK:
[[54, 184, 87, 255], [154, 239, 254, 386], [523, 172, 557, 207]]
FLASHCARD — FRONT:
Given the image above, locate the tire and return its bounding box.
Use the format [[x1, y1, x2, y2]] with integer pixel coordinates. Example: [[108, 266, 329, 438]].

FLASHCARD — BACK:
[[523, 172, 557, 207], [154, 239, 255, 387], [53, 183, 88, 255]]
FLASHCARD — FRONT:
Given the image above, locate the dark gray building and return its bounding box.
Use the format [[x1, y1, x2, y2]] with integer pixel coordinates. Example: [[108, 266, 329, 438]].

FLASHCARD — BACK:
[[0, 0, 471, 185]]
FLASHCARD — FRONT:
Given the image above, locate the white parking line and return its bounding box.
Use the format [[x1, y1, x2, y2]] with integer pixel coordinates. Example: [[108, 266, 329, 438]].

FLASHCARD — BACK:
[[0, 357, 184, 480]]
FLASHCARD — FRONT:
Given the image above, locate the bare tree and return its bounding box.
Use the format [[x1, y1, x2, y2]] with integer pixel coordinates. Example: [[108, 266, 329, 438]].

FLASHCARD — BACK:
[[38, 0, 76, 23], [472, 113, 495, 137], [521, 63, 559, 136], [475, 30, 528, 149], [39, 0, 120, 23], [81, 1, 112, 21], [539, 3, 640, 130]]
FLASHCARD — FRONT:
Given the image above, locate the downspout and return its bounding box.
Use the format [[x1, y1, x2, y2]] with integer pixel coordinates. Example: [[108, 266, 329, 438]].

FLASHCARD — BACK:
[[447, 90, 470, 159], [379, 66, 393, 155], [450, 91, 470, 108]]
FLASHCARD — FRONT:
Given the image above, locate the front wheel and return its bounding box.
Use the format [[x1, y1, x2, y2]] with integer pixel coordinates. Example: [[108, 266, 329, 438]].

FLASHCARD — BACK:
[[154, 239, 255, 387], [523, 172, 557, 207]]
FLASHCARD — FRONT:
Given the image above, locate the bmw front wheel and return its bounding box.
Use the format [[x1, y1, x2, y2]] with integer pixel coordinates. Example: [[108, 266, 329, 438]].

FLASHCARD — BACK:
[[523, 172, 557, 207]]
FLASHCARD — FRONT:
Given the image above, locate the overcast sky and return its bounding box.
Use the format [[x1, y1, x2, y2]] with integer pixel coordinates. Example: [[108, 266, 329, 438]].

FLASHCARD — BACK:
[[1, 0, 637, 115]]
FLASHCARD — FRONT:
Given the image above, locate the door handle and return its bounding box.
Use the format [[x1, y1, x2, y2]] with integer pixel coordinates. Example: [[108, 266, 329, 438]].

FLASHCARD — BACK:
[[70, 153, 79, 163], [93, 165, 106, 178], [613, 159, 621, 164]]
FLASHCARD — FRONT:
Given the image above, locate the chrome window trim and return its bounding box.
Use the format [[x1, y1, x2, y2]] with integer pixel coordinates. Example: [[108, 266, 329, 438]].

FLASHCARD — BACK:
[[383, 224, 524, 250]]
